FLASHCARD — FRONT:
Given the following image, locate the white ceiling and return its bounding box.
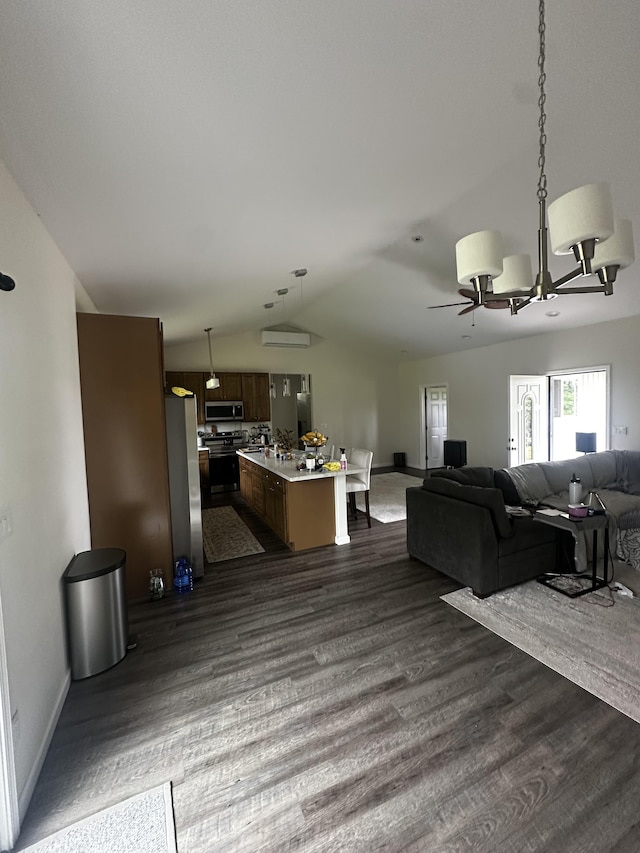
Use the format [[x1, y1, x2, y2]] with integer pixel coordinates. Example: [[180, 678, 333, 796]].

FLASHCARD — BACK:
[[1, 1, 639, 359]]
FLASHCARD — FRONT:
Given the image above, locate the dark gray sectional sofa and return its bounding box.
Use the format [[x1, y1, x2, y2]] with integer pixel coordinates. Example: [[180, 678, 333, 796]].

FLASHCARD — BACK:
[[406, 466, 567, 597], [406, 451, 640, 597]]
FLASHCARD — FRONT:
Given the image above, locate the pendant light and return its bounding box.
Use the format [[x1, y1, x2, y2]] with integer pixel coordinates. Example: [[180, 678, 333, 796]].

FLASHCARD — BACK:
[[454, 0, 634, 314], [204, 327, 220, 390], [276, 288, 292, 396]]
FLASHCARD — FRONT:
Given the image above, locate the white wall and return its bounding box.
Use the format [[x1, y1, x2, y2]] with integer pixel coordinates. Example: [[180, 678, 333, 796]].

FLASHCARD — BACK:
[[396, 315, 640, 470], [0, 160, 91, 818], [165, 332, 400, 466]]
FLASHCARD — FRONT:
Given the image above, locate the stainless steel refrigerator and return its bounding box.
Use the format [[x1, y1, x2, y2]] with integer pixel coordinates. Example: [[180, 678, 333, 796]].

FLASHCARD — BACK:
[[164, 395, 204, 578]]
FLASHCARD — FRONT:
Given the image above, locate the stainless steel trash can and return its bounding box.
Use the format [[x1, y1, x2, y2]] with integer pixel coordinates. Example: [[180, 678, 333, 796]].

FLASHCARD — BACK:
[[63, 548, 128, 680]]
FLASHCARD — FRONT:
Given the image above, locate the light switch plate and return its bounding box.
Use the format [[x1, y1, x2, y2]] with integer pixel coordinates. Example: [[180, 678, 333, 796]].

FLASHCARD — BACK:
[[0, 507, 13, 542]]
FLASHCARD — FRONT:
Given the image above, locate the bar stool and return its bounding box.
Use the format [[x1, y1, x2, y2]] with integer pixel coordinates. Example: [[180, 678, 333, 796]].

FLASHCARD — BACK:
[[345, 448, 373, 527]]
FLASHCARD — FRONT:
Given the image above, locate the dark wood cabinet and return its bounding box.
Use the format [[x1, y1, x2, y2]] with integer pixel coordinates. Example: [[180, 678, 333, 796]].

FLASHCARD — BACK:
[[264, 471, 286, 541], [204, 372, 243, 402], [165, 371, 205, 423], [238, 456, 334, 550], [242, 373, 271, 422], [198, 449, 210, 492], [165, 369, 271, 423]]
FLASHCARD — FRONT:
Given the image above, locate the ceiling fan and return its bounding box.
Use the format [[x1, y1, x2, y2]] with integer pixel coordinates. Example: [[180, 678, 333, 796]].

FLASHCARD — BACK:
[[428, 287, 511, 315]]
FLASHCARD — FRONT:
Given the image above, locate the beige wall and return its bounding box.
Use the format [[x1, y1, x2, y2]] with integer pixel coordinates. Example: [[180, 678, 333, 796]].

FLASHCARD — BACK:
[[396, 315, 640, 470], [0, 160, 91, 819], [165, 332, 401, 466]]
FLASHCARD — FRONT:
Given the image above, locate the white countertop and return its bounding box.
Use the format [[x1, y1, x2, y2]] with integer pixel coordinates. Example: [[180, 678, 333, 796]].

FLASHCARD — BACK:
[[237, 449, 364, 483]]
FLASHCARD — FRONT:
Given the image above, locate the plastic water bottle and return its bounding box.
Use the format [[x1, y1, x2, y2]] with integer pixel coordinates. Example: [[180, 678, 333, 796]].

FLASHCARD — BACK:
[[173, 558, 191, 594]]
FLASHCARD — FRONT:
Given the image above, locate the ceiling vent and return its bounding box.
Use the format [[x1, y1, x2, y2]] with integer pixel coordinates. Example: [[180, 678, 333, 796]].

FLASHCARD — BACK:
[[261, 330, 311, 348]]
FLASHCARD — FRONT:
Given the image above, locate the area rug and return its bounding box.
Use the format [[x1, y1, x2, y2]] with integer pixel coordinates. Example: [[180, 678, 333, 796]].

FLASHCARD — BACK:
[[202, 505, 265, 563], [17, 783, 177, 853], [356, 472, 423, 523], [441, 564, 640, 724]]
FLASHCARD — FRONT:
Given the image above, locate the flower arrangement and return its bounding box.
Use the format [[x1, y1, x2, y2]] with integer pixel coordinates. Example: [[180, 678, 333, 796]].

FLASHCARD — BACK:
[[274, 428, 295, 453], [300, 430, 328, 447]]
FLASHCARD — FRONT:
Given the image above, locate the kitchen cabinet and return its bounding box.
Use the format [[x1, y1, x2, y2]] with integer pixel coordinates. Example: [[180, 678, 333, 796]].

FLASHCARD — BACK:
[[198, 449, 210, 492], [239, 456, 252, 502], [165, 371, 205, 423], [239, 455, 334, 550], [165, 369, 271, 421], [242, 373, 271, 422], [205, 372, 243, 402], [263, 470, 287, 541]]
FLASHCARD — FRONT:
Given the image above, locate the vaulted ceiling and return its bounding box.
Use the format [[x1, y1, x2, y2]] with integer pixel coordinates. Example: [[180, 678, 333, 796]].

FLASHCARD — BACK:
[[1, 1, 639, 359]]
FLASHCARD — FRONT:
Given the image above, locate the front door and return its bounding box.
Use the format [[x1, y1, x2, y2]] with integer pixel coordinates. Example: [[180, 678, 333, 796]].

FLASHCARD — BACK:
[[509, 375, 548, 466]]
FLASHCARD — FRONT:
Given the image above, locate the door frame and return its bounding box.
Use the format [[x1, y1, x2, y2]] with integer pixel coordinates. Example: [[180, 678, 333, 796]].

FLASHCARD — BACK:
[[420, 382, 448, 471], [0, 591, 20, 849], [508, 365, 611, 467], [547, 365, 610, 460], [508, 375, 549, 467]]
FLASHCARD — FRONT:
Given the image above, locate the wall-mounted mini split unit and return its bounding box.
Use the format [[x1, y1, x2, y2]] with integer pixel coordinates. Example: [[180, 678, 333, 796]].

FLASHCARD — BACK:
[[261, 330, 311, 348]]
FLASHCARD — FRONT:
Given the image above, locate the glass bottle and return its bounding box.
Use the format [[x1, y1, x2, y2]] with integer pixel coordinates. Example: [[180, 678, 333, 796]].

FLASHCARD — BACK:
[[149, 568, 165, 600]]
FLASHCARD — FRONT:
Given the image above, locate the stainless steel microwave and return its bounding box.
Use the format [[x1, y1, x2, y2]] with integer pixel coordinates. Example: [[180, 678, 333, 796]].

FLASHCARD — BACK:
[[204, 400, 244, 422]]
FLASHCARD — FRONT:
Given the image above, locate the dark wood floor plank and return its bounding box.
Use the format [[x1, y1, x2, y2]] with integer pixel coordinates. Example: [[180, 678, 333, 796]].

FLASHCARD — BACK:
[[15, 494, 640, 852]]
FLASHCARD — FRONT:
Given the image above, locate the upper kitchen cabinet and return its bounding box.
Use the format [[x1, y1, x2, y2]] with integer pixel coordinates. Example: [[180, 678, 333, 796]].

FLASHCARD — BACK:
[[242, 373, 271, 422], [205, 372, 243, 402], [165, 371, 205, 423]]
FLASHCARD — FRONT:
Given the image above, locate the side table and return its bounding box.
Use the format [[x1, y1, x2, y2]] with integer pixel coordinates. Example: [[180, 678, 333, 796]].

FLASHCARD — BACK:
[[533, 509, 609, 598]]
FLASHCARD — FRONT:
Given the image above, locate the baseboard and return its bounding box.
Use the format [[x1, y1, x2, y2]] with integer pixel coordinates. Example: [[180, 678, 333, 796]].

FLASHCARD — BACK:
[[18, 670, 71, 820]]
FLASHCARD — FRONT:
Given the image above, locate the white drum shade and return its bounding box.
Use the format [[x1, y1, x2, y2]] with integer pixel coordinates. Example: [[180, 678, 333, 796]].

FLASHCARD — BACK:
[[455, 230, 504, 285], [492, 254, 534, 294], [592, 219, 635, 271], [547, 182, 614, 255]]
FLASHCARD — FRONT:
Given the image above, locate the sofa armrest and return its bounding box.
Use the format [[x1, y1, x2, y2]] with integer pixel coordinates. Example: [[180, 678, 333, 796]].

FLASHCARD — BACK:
[[406, 486, 500, 595]]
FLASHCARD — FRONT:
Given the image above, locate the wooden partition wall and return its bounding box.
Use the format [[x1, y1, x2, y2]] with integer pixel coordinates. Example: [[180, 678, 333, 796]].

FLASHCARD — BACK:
[[76, 313, 173, 601]]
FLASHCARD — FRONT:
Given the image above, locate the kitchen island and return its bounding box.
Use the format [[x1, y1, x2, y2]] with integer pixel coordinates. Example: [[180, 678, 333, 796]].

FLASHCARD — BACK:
[[237, 450, 364, 551]]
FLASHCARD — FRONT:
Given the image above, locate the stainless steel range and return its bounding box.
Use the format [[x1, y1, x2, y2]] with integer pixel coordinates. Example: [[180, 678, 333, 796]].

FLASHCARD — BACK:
[[203, 431, 244, 492]]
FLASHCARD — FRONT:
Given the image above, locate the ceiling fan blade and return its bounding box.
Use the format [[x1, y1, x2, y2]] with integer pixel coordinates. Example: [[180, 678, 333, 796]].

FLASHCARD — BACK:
[[427, 301, 469, 310], [458, 303, 479, 316], [484, 300, 511, 310], [458, 287, 477, 301]]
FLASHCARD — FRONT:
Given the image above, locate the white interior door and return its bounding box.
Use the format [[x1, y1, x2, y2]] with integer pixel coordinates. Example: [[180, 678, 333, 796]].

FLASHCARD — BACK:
[[509, 376, 548, 466], [426, 386, 447, 469]]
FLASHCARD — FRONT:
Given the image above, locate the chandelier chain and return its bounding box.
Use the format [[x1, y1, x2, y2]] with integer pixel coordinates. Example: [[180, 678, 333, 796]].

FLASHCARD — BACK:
[[537, 0, 547, 201]]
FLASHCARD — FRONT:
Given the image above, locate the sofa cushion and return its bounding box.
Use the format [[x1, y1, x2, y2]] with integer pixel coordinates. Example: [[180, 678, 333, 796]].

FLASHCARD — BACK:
[[498, 515, 557, 557], [595, 489, 640, 529], [494, 469, 521, 505], [504, 463, 553, 504], [539, 456, 595, 495], [422, 476, 512, 538], [429, 467, 494, 487], [586, 450, 619, 490], [615, 450, 640, 495]]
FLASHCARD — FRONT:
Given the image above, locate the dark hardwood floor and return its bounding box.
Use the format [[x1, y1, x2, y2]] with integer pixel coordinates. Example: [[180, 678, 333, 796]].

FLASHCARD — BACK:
[[16, 486, 640, 852]]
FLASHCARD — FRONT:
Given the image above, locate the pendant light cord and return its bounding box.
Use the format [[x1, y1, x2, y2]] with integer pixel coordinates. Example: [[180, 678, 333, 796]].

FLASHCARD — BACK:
[[537, 0, 547, 204], [205, 327, 214, 375]]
